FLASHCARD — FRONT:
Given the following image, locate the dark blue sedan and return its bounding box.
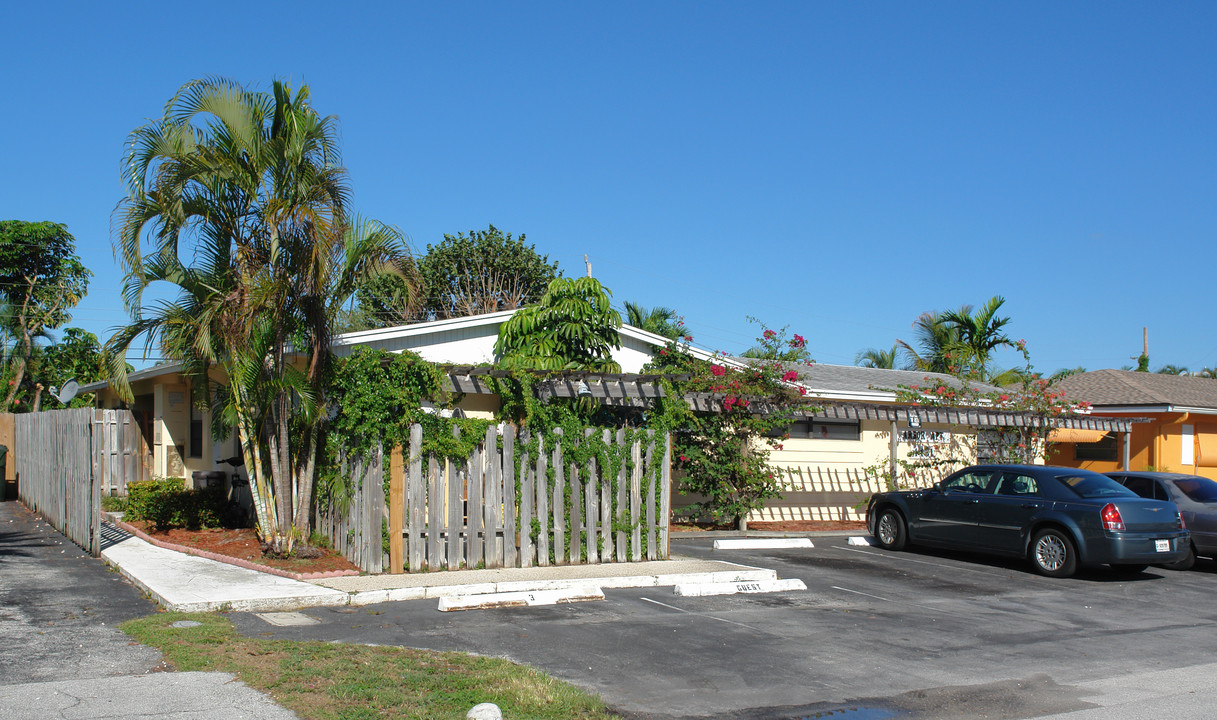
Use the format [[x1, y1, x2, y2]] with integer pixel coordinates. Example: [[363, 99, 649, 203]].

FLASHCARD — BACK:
[[866, 464, 1189, 578]]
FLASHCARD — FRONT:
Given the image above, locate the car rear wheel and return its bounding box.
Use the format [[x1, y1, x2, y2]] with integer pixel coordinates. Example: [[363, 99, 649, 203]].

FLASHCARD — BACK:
[[1162, 543, 1196, 571], [1030, 528, 1077, 578], [874, 508, 907, 551]]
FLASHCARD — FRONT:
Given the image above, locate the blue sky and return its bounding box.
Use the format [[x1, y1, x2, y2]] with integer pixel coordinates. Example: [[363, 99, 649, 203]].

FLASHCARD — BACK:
[[3, 2, 1214, 375]]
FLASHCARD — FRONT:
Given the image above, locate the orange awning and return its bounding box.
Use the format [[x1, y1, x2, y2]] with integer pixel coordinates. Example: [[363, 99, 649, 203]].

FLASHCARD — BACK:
[[1047, 428, 1110, 444]]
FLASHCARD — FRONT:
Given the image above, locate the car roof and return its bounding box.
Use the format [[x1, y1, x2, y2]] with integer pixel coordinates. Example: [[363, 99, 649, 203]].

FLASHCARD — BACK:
[[966, 464, 1101, 475], [1107, 471, 1207, 481]]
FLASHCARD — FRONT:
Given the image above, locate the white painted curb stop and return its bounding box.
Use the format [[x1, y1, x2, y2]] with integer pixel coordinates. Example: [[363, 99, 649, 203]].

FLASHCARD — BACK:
[[713, 538, 814, 550], [674, 578, 807, 597], [847, 536, 874, 546], [437, 585, 605, 612]]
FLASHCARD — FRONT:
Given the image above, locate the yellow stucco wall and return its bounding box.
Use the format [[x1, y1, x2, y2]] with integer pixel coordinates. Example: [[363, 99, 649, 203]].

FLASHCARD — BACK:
[[749, 420, 982, 523], [1059, 411, 1217, 481]]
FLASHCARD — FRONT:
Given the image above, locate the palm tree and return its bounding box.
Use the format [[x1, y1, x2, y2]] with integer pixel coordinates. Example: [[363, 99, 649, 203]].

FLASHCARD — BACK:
[[1156, 365, 1190, 375], [940, 296, 1014, 379], [897, 312, 959, 374], [623, 301, 685, 340], [855, 345, 900, 369], [898, 297, 1015, 382], [108, 77, 407, 553]]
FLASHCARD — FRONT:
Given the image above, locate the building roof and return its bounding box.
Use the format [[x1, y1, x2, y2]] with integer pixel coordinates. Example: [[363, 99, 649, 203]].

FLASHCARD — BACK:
[[757, 361, 1005, 403], [1055, 369, 1217, 412]]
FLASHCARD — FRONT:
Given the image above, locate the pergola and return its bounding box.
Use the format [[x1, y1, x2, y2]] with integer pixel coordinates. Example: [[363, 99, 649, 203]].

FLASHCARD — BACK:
[[439, 367, 1144, 471]]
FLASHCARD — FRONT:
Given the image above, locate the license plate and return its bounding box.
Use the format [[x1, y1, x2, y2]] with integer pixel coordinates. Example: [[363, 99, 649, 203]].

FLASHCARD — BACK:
[[1155, 539, 1170, 552]]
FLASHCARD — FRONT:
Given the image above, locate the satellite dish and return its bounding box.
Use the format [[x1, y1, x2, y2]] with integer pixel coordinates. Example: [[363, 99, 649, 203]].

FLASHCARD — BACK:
[[50, 380, 79, 405]]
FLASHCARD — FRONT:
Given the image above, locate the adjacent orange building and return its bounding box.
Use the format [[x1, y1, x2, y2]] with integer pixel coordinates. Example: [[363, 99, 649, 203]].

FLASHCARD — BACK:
[[1052, 369, 1217, 480]]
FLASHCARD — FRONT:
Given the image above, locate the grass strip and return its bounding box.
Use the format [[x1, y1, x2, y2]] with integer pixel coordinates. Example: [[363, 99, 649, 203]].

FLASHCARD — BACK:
[[122, 612, 619, 720]]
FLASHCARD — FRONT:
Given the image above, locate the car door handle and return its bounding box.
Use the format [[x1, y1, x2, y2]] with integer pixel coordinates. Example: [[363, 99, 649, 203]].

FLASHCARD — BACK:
[[966, 499, 980, 504], [1020, 503, 1042, 509]]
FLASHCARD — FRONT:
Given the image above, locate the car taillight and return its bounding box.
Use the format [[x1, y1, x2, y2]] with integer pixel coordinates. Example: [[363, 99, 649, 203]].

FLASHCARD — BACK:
[[1179, 511, 1186, 530], [1100, 503, 1125, 532]]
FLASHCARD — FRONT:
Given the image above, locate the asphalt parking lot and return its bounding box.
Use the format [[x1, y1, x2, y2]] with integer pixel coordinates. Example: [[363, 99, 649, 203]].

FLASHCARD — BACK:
[[231, 536, 1217, 720]]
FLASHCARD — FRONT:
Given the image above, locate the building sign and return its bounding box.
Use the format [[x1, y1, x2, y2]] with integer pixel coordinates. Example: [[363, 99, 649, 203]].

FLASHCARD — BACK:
[[900, 430, 951, 445], [900, 429, 952, 459]]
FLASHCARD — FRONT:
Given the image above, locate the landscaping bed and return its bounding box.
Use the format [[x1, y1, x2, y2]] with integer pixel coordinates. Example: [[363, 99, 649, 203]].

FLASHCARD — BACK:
[[121, 519, 360, 576]]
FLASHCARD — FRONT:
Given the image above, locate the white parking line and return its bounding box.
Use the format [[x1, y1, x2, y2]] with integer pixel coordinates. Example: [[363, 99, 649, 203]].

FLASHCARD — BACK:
[[829, 585, 953, 614], [833, 544, 1015, 579], [639, 597, 759, 630]]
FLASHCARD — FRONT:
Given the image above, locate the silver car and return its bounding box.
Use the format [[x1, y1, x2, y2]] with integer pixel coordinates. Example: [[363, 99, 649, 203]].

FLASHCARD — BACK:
[[1106, 471, 1217, 570]]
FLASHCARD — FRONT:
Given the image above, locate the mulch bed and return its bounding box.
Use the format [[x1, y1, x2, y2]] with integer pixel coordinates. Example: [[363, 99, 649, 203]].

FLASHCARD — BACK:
[[120, 520, 361, 578]]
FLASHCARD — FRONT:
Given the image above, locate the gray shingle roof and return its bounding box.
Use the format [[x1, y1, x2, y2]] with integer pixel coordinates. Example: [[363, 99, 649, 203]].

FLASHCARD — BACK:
[[734, 360, 1005, 399], [1055, 369, 1217, 410]]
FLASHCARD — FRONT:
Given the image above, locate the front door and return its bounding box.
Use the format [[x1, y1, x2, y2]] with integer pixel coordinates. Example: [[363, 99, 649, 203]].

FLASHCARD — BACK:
[[913, 469, 995, 544]]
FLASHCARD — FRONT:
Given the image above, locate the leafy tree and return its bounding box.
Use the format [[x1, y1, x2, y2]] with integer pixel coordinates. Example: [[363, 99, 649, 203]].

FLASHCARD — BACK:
[[417, 225, 559, 321], [740, 317, 812, 363], [108, 77, 406, 554], [494, 277, 622, 372], [0, 221, 91, 412], [623, 301, 688, 340], [33, 328, 104, 411], [344, 262, 421, 330], [855, 345, 900, 369]]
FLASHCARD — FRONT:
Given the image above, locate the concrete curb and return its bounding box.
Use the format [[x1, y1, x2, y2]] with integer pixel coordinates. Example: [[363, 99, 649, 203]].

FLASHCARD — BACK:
[[672, 529, 864, 539], [437, 585, 606, 611], [713, 538, 814, 550], [674, 578, 807, 597], [109, 516, 359, 581], [342, 567, 778, 606]]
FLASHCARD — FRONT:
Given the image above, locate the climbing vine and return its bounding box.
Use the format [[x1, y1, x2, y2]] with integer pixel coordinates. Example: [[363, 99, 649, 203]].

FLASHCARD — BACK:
[[644, 327, 812, 529]]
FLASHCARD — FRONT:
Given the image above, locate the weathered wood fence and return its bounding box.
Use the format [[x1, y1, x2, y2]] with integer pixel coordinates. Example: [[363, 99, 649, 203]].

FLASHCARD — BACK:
[[322, 424, 671, 573], [14, 408, 149, 556], [317, 447, 385, 574]]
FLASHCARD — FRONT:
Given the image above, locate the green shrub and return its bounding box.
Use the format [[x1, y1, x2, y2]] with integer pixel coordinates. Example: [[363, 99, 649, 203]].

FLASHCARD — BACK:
[[101, 495, 128, 513], [125, 478, 226, 531]]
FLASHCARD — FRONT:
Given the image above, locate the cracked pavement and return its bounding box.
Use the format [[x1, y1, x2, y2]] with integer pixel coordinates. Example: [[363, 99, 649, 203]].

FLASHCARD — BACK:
[[0, 500, 296, 719]]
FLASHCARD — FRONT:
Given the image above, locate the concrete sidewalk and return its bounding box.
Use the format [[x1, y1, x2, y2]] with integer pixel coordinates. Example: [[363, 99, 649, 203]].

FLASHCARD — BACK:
[[100, 522, 783, 613]]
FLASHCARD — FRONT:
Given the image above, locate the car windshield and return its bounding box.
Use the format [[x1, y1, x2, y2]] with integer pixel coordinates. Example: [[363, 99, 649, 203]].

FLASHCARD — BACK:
[[1056, 473, 1138, 499], [1175, 477, 1217, 503]]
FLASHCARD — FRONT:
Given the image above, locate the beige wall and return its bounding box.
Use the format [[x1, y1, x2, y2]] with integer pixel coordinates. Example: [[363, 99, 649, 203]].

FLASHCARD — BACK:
[[752, 420, 980, 523]]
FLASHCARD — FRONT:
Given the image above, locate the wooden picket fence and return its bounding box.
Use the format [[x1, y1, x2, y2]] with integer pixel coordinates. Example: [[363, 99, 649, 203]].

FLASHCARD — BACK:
[[316, 447, 385, 574], [322, 423, 671, 573], [14, 408, 149, 556]]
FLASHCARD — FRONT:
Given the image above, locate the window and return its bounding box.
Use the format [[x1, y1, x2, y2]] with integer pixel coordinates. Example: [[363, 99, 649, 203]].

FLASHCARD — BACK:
[[189, 401, 203, 458], [996, 474, 1039, 496], [1074, 432, 1117, 461], [1118, 477, 1165, 500], [1182, 424, 1195, 465], [943, 470, 996, 494], [1056, 473, 1137, 499], [770, 420, 860, 441], [976, 430, 1021, 464], [1177, 477, 1217, 503]]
